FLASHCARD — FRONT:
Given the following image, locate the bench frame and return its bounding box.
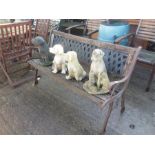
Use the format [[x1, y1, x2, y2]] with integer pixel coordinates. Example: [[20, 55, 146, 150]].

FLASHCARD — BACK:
[[0, 21, 34, 87], [29, 30, 141, 134]]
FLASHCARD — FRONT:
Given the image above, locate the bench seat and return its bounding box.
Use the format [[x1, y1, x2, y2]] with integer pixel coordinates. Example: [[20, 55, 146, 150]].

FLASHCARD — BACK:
[[28, 59, 122, 108], [138, 49, 155, 65]]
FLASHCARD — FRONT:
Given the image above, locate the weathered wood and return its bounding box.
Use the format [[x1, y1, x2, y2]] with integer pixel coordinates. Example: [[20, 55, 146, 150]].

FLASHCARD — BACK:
[[137, 34, 155, 40], [86, 19, 106, 32], [66, 19, 106, 38], [28, 59, 104, 107], [138, 30, 155, 36], [115, 19, 155, 91], [0, 21, 33, 87], [142, 21, 155, 25], [140, 24, 155, 29], [136, 36, 155, 42], [139, 27, 155, 33], [134, 20, 155, 91], [137, 19, 155, 42], [121, 19, 140, 25], [34, 19, 50, 41]]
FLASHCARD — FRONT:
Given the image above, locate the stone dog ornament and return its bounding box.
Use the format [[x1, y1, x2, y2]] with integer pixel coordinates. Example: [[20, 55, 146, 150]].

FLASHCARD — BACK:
[[65, 51, 86, 81], [83, 49, 110, 94], [49, 44, 67, 74], [32, 36, 53, 66]]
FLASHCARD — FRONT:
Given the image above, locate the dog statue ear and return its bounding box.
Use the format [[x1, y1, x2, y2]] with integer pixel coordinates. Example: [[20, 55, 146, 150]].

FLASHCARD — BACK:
[[69, 53, 74, 62], [49, 47, 55, 54], [98, 49, 105, 57], [72, 52, 78, 62], [64, 53, 69, 62], [68, 54, 72, 62], [67, 51, 77, 62], [73, 52, 77, 58], [58, 46, 64, 54]]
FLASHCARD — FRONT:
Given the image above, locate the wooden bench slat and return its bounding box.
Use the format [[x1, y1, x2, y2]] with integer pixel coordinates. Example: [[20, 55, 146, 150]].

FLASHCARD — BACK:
[[141, 21, 155, 26], [136, 36, 155, 42], [138, 30, 155, 36], [140, 24, 155, 29], [138, 27, 155, 33], [137, 33, 155, 39]]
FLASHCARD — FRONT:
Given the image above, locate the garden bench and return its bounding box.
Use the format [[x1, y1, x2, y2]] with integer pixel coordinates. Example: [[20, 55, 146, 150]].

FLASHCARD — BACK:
[[28, 30, 141, 134], [32, 19, 50, 42], [115, 19, 155, 91], [66, 19, 106, 38]]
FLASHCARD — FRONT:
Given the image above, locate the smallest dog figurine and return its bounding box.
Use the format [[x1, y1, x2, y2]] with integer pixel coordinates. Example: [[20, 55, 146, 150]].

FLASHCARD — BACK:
[[32, 36, 52, 66], [49, 44, 67, 74], [83, 49, 110, 94], [65, 51, 86, 81]]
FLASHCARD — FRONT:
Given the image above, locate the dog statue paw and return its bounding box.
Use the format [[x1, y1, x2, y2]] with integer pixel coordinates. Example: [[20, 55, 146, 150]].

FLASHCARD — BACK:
[[83, 49, 110, 94], [52, 68, 58, 74], [49, 44, 67, 74], [66, 75, 72, 80], [65, 51, 86, 81]]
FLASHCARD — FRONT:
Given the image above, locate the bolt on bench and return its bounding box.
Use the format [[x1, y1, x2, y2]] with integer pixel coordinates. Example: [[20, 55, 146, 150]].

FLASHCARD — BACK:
[[28, 30, 141, 134]]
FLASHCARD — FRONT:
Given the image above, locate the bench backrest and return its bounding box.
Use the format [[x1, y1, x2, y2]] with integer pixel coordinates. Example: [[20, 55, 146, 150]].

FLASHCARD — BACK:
[[0, 21, 32, 54], [86, 19, 106, 33], [35, 19, 50, 41], [50, 30, 140, 78], [136, 19, 155, 42]]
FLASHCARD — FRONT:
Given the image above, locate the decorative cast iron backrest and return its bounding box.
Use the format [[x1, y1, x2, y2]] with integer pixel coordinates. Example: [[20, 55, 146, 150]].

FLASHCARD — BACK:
[[136, 19, 155, 42], [0, 21, 32, 55], [35, 19, 50, 41], [50, 30, 138, 77]]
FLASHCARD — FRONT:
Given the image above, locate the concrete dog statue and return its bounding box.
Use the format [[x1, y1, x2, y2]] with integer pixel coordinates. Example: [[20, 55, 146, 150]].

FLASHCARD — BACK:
[[65, 51, 86, 81], [49, 44, 67, 74], [32, 36, 53, 66], [83, 49, 110, 94]]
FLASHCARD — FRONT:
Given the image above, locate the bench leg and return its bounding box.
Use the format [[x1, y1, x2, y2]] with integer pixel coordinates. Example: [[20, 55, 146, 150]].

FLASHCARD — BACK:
[[101, 101, 114, 134], [145, 65, 155, 92], [34, 69, 39, 85], [121, 92, 126, 113]]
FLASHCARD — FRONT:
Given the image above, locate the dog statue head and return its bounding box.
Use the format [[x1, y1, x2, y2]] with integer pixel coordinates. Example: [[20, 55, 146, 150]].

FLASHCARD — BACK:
[[65, 51, 78, 63], [32, 36, 46, 48], [49, 44, 64, 55], [91, 49, 105, 62], [32, 36, 53, 65]]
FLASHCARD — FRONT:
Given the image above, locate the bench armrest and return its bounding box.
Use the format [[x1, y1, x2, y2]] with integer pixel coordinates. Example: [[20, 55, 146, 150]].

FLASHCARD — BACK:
[[65, 23, 86, 33], [105, 46, 141, 106], [110, 76, 129, 92], [100, 76, 130, 107], [114, 33, 135, 44], [87, 29, 99, 37]]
